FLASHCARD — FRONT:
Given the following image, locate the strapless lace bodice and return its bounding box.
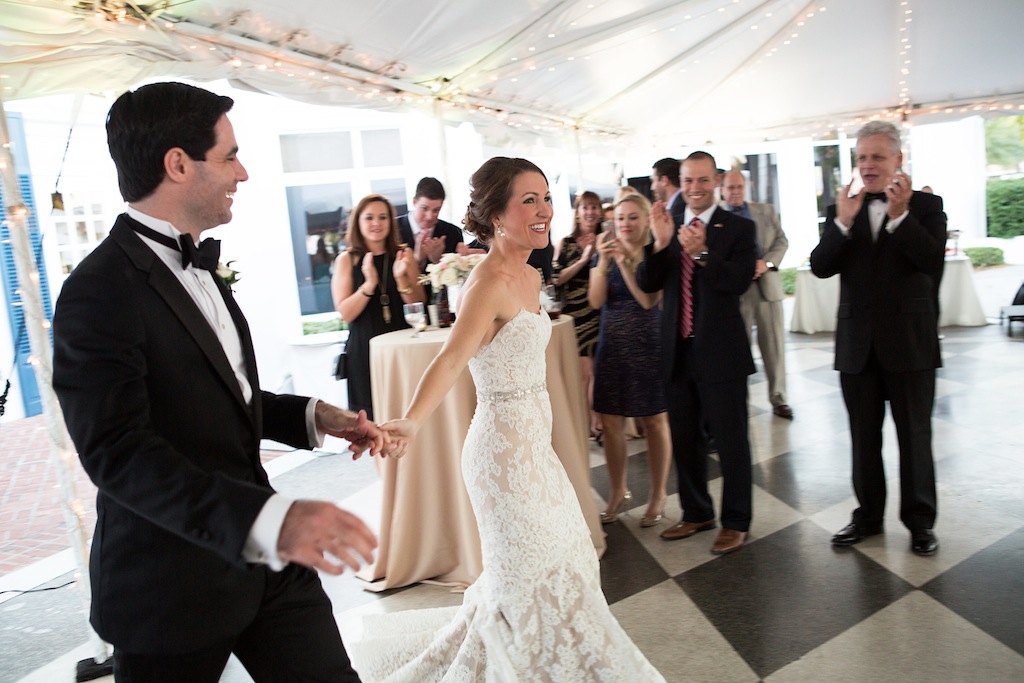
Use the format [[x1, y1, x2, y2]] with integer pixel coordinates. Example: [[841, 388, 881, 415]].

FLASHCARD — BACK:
[[468, 309, 549, 402]]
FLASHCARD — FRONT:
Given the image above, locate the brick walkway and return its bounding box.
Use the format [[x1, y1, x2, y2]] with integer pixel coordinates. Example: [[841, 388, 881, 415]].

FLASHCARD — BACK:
[[0, 416, 96, 575], [0, 415, 285, 577]]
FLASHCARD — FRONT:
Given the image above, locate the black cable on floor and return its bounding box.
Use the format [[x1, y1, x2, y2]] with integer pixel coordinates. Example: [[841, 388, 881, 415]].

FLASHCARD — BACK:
[[0, 579, 75, 596]]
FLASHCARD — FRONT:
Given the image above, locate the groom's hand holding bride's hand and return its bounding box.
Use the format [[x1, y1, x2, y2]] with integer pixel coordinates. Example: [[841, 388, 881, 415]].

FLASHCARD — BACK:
[[314, 403, 384, 458], [378, 419, 419, 459]]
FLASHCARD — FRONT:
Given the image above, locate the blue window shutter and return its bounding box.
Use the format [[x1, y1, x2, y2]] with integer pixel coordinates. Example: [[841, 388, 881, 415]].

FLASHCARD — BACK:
[[0, 113, 52, 416]]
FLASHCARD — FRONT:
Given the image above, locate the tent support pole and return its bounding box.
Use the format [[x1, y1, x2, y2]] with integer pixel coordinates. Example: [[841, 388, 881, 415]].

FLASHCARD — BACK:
[[434, 98, 451, 214], [574, 125, 584, 196], [0, 97, 111, 677]]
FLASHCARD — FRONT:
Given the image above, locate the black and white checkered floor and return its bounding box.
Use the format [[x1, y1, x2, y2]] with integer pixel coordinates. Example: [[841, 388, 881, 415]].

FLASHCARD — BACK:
[[278, 322, 1023, 683], [8, 321, 1024, 683]]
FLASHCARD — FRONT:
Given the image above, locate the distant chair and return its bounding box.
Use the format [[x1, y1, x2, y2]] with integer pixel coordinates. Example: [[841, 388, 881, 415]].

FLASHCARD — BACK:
[[1001, 282, 1024, 336]]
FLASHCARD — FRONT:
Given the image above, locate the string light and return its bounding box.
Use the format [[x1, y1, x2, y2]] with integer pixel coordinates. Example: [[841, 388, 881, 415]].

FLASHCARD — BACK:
[[6, 1, 1021, 149], [898, 0, 914, 112]]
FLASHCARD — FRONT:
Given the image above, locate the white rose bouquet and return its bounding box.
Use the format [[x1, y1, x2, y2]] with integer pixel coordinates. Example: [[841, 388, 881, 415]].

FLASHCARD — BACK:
[[421, 253, 485, 290]]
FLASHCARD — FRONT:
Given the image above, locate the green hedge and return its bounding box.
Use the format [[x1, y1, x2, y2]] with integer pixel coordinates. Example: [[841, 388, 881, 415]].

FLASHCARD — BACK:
[[962, 247, 1005, 268], [987, 177, 1024, 238], [780, 267, 797, 296], [302, 318, 347, 335]]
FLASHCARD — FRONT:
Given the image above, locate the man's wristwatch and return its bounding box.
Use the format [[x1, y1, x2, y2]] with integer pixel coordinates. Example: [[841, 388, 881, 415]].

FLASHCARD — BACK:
[[694, 250, 710, 263], [765, 260, 777, 271]]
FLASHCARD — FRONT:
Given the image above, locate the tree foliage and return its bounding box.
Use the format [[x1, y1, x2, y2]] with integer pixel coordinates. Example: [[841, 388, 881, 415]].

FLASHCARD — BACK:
[[986, 177, 1024, 238], [985, 116, 1024, 169]]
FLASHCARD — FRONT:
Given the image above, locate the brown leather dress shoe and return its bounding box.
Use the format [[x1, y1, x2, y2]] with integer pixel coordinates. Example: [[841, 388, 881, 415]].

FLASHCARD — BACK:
[[660, 519, 716, 540], [710, 529, 747, 554], [772, 404, 794, 419]]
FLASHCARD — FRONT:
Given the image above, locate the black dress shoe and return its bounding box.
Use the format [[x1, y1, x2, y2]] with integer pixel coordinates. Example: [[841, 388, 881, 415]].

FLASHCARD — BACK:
[[772, 404, 794, 419], [831, 521, 883, 546], [910, 529, 938, 556]]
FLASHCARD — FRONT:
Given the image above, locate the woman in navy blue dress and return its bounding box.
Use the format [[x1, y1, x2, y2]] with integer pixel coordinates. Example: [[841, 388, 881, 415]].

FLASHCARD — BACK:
[[589, 193, 672, 528]]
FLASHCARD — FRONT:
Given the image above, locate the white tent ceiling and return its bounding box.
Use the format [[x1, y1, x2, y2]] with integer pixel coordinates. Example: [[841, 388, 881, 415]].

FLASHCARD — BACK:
[[2, 0, 1023, 150]]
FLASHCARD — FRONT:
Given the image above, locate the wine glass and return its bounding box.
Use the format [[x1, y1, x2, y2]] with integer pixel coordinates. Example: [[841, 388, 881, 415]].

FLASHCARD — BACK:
[[403, 302, 427, 337], [542, 284, 563, 319]]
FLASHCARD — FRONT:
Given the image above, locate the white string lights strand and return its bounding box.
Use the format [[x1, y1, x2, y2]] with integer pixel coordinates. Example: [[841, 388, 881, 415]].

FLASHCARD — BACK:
[[162, 11, 624, 140], [897, 0, 913, 114], [0, 2, 645, 143], [736, 0, 828, 78], [655, 0, 829, 143]]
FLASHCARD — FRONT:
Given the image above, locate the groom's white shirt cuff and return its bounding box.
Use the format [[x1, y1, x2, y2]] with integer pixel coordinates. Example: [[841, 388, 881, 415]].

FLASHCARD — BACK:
[[243, 398, 324, 570]]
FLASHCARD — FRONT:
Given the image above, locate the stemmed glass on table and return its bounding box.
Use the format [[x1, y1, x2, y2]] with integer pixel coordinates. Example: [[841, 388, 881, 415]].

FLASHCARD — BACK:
[[403, 302, 427, 337]]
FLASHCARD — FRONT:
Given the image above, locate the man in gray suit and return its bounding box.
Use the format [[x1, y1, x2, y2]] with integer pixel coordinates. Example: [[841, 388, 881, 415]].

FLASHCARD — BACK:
[[722, 170, 793, 419]]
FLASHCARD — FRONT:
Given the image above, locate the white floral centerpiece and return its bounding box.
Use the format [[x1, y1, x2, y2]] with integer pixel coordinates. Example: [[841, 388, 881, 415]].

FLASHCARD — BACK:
[[421, 253, 485, 290]]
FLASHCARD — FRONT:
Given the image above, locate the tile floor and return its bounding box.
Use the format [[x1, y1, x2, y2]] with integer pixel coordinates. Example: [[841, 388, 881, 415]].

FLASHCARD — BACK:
[[4, 269, 1024, 683]]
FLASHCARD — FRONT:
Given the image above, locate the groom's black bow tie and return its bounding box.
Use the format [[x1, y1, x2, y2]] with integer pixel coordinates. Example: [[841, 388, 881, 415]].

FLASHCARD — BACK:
[[130, 220, 220, 271], [862, 192, 888, 203], [179, 236, 221, 271]]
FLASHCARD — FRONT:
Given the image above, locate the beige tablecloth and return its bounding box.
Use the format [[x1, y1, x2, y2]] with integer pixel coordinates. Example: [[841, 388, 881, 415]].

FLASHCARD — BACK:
[[357, 315, 604, 591], [790, 258, 987, 334]]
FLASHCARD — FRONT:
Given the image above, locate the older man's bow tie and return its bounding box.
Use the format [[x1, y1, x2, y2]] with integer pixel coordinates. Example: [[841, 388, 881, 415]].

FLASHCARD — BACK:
[[862, 192, 888, 203], [130, 220, 220, 271]]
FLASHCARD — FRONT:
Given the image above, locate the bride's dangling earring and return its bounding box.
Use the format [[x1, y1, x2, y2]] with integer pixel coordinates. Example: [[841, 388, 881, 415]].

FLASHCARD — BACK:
[[496, 223, 506, 238]]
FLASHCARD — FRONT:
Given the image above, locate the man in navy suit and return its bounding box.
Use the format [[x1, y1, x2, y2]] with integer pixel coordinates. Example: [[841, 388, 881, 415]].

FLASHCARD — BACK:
[[811, 121, 946, 556], [53, 82, 382, 682], [637, 151, 758, 555], [650, 157, 686, 228]]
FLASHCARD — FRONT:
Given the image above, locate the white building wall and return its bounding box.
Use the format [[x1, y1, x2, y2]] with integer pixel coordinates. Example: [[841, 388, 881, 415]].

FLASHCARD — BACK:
[[4, 81, 490, 416], [909, 117, 987, 242]]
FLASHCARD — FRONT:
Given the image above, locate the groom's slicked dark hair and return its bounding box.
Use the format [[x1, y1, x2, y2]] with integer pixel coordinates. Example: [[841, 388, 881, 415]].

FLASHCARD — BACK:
[[106, 82, 234, 203]]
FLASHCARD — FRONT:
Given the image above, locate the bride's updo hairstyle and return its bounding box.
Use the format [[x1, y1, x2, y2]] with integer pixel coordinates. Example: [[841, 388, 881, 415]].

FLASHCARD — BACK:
[[463, 157, 547, 245]]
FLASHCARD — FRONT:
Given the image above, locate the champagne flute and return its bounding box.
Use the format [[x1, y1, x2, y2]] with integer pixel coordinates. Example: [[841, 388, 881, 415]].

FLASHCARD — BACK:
[[403, 302, 427, 337]]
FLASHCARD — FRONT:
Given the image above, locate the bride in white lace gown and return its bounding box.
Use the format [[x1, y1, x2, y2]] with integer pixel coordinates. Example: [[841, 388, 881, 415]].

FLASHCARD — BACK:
[[352, 158, 665, 682]]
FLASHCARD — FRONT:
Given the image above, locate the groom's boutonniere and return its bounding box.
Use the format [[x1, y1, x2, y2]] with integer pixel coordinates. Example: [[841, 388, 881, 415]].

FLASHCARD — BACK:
[[216, 260, 241, 288]]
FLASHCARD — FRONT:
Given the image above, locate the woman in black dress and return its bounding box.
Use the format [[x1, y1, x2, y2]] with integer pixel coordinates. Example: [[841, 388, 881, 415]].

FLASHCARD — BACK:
[[555, 190, 603, 437], [332, 194, 425, 419]]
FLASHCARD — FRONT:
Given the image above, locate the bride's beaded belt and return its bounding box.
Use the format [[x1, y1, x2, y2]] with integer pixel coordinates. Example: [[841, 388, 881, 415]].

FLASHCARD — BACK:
[[477, 383, 547, 404]]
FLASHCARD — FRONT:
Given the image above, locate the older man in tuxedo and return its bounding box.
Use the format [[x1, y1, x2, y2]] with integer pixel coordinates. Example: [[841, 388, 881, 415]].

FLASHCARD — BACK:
[[53, 82, 381, 682], [810, 121, 946, 556], [637, 151, 758, 555], [722, 170, 794, 419]]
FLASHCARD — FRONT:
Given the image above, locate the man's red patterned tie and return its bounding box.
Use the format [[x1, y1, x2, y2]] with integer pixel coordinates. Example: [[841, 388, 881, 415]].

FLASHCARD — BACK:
[[679, 218, 701, 338]]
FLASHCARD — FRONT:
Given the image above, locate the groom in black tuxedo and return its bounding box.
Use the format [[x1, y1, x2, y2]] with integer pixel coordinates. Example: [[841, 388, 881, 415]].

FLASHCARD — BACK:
[[52, 82, 381, 682]]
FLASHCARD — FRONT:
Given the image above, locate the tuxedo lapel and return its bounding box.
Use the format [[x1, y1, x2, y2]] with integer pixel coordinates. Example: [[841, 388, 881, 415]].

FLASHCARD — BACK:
[[214, 277, 263, 433], [111, 218, 250, 416]]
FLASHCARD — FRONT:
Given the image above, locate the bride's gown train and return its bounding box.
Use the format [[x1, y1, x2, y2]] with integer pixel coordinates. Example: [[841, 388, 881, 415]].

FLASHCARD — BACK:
[[352, 309, 665, 682]]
